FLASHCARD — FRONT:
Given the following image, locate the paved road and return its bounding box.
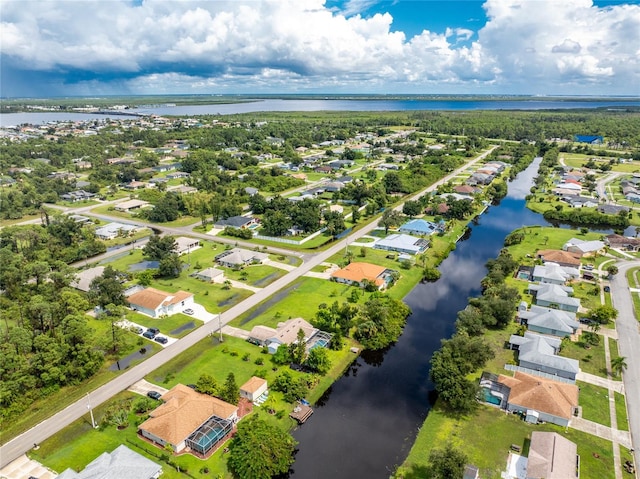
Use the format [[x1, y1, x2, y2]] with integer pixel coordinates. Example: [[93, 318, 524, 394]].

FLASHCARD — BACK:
[[0, 146, 497, 467], [610, 261, 640, 473]]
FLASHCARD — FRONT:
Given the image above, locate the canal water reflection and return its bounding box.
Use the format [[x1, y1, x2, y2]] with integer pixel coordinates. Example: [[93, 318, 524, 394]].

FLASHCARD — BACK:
[[289, 158, 547, 479]]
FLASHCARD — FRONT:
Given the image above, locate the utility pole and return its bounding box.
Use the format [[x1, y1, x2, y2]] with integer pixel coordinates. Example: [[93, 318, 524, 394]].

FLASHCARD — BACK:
[[86, 393, 97, 428]]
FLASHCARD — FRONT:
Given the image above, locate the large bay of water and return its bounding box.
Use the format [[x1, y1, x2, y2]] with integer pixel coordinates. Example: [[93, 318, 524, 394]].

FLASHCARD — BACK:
[[289, 160, 548, 478], [2, 98, 639, 126]]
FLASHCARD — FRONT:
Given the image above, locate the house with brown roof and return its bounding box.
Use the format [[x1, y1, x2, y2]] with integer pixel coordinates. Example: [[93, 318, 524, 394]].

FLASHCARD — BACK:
[[330, 262, 395, 290], [536, 249, 581, 268], [604, 234, 640, 252], [240, 376, 268, 402], [527, 431, 579, 478], [497, 371, 579, 427], [138, 384, 237, 455], [127, 287, 194, 318]]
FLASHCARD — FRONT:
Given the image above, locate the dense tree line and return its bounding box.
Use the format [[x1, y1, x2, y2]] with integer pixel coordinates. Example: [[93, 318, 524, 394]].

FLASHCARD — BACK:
[[430, 249, 520, 412]]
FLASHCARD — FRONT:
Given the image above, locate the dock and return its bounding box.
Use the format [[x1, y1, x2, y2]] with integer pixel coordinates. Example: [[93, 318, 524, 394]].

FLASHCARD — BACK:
[[290, 404, 313, 424]]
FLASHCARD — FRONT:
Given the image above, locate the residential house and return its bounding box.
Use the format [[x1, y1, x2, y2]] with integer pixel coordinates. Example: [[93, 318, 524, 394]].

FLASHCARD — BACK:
[[563, 196, 598, 208], [374, 233, 429, 255], [536, 250, 582, 268], [528, 283, 580, 312], [453, 185, 480, 196], [166, 171, 190, 180], [466, 172, 493, 186], [324, 181, 346, 193], [518, 304, 581, 338], [496, 372, 579, 427], [60, 190, 95, 202], [244, 187, 259, 196], [71, 266, 105, 292], [215, 248, 268, 268], [314, 165, 333, 174], [463, 465, 480, 479], [398, 219, 439, 236], [173, 237, 200, 256], [67, 214, 93, 225], [114, 199, 151, 212], [527, 432, 579, 478], [531, 262, 579, 285], [56, 445, 162, 479], [626, 192, 640, 203], [124, 181, 147, 190], [138, 384, 237, 455], [95, 222, 138, 240], [597, 204, 629, 215], [330, 262, 395, 290], [562, 238, 605, 257], [192, 267, 225, 284], [508, 331, 580, 380], [239, 377, 268, 402], [127, 287, 194, 318], [248, 318, 332, 354], [604, 234, 640, 251]]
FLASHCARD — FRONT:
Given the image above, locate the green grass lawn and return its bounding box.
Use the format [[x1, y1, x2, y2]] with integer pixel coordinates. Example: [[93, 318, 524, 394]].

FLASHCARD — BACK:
[[91, 204, 199, 228], [220, 264, 286, 287], [609, 337, 619, 363], [398, 402, 616, 479], [560, 336, 607, 378], [626, 268, 640, 321], [615, 392, 629, 432], [0, 213, 42, 227], [30, 334, 358, 478], [126, 310, 201, 338], [505, 226, 603, 263], [577, 381, 611, 427]]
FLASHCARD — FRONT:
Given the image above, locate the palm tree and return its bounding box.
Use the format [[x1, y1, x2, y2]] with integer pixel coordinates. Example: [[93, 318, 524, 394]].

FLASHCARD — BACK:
[[611, 356, 628, 377], [590, 321, 601, 334]]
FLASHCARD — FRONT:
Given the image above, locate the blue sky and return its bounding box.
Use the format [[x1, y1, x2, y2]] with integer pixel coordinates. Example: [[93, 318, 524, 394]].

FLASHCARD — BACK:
[[1, 0, 639, 97]]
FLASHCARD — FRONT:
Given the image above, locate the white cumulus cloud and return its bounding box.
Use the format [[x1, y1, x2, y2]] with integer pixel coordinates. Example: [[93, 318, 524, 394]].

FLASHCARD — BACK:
[[0, 0, 638, 95]]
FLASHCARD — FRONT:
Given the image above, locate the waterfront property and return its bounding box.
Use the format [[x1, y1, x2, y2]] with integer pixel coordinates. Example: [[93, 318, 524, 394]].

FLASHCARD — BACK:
[[531, 262, 580, 285], [508, 332, 580, 380], [518, 304, 581, 338], [239, 376, 268, 402], [536, 249, 582, 268], [138, 384, 237, 456], [528, 283, 580, 313], [562, 238, 605, 257], [373, 233, 428, 255], [56, 444, 162, 479], [495, 372, 578, 427], [604, 234, 640, 251], [247, 317, 331, 354], [330, 262, 395, 290], [127, 287, 194, 318]]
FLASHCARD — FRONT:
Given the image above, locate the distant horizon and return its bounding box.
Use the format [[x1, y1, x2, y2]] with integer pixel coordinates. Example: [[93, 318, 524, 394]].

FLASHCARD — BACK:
[[3, 93, 640, 101]]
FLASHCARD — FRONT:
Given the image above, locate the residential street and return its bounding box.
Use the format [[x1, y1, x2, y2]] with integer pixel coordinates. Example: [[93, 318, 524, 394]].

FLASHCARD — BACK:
[[609, 260, 640, 473], [0, 147, 496, 468]]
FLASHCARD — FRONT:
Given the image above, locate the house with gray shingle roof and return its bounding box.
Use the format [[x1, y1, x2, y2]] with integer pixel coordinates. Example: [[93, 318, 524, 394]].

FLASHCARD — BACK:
[[518, 305, 581, 338], [531, 262, 579, 285], [56, 444, 162, 479], [509, 331, 580, 380], [528, 283, 581, 313]]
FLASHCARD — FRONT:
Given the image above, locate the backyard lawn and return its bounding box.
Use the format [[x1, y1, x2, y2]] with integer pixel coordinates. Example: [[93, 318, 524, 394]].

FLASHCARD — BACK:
[[399, 402, 616, 479]]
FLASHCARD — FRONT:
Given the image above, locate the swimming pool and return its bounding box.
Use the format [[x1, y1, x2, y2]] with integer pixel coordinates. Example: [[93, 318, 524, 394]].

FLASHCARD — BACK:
[[482, 387, 502, 406]]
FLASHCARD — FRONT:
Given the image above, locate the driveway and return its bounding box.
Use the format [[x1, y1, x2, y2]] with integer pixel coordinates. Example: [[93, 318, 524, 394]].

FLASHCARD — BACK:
[[116, 319, 177, 348], [0, 455, 57, 479], [127, 379, 168, 397]]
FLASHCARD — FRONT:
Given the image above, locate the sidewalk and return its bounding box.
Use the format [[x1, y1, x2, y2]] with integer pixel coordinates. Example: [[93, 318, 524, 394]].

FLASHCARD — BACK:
[[570, 417, 632, 449]]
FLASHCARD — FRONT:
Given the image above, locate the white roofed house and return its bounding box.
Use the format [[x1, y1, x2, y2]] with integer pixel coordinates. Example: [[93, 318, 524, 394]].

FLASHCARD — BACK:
[[192, 267, 225, 283], [531, 262, 579, 285], [127, 287, 194, 318], [374, 233, 428, 255], [562, 238, 605, 257], [173, 236, 200, 256], [215, 248, 268, 268], [95, 222, 138, 240]]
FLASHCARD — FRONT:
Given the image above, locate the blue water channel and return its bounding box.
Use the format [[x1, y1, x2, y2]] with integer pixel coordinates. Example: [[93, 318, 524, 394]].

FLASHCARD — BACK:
[[289, 159, 550, 478]]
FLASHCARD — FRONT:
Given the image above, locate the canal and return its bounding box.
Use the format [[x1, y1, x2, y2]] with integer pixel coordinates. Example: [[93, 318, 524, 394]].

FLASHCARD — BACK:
[[289, 158, 548, 478]]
